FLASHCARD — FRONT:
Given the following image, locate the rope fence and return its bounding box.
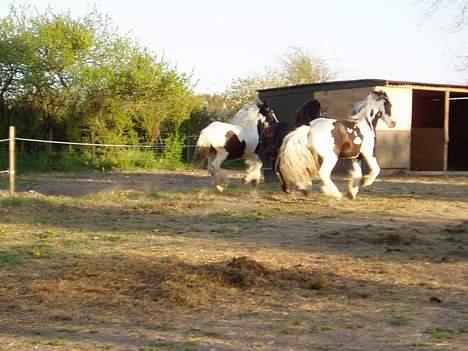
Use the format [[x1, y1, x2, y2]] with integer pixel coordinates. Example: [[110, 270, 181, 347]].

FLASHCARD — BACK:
[[14, 137, 199, 149], [1, 126, 201, 196]]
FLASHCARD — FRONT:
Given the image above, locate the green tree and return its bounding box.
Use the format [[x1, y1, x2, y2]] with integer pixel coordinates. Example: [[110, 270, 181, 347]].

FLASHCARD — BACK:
[[0, 4, 196, 164], [223, 47, 335, 113]]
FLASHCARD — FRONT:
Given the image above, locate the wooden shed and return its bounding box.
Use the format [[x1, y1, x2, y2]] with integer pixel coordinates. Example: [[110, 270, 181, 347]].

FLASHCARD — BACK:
[[258, 79, 468, 171]]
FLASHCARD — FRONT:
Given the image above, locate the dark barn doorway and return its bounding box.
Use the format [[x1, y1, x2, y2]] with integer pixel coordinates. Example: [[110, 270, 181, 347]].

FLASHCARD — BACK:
[[448, 93, 468, 170], [410, 90, 445, 171]]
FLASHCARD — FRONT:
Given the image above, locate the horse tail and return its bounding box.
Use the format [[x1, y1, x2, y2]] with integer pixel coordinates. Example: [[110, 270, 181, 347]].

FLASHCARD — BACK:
[[192, 130, 212, 168], [274, 154, 289, 193], [275, 126, 318, 193]]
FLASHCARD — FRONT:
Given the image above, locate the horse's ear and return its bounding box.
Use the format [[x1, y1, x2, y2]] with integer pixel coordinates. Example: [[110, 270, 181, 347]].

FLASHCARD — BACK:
[[256, 100, 264, 108], [373, 90, 388, 101]]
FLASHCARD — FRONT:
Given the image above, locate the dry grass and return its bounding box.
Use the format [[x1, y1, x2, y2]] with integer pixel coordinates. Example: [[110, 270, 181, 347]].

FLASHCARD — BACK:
[[0, 170, 467, 350]]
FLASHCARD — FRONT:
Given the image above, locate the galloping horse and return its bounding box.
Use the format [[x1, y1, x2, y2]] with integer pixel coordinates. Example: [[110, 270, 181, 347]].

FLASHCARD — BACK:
[[257, 99, 323, 166], [276, 90, 396, 199], [193, 100, 278, 192]]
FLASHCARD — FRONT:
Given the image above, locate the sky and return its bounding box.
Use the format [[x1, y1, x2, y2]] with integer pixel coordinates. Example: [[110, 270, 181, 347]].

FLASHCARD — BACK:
[[1, 0, 467, 93]]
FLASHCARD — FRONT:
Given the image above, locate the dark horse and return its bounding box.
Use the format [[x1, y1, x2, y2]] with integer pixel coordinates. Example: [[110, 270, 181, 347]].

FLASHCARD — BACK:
[[257, 99, 323, 167]]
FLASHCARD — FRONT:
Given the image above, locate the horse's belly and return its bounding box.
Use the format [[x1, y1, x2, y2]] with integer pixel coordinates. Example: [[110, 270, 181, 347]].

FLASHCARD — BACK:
[[225, 131, 246, 159]]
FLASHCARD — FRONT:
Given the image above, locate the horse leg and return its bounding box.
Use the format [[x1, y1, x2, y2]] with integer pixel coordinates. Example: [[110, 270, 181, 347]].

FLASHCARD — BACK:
[[347, 159, 362, 200], [207, 155, 215, 176], [360, 154, 380, 187], [318, 155, 342, 198], [211, 149, 229, 192], [244, 153, 263, 186]]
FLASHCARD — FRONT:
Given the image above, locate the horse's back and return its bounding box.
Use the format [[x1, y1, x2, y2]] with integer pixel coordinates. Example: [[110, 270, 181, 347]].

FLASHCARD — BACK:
[[199, 121, 241, 148]]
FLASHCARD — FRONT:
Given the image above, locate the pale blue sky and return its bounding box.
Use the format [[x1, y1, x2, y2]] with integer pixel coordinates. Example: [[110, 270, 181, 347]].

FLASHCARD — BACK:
[[1, 0, 467, 93]]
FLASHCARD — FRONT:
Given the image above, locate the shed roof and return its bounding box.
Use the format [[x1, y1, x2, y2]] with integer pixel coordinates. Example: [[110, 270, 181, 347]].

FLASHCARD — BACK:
[[258, 79, 468, 94]]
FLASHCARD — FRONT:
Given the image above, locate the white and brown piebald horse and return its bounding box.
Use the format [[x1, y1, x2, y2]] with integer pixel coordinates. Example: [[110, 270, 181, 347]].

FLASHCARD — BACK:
[[193, 100, 278, 192], [276, 90, 396, 199]]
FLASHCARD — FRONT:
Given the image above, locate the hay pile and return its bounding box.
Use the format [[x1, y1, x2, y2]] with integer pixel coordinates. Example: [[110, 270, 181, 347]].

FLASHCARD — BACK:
[[6, 256, 330, 316]]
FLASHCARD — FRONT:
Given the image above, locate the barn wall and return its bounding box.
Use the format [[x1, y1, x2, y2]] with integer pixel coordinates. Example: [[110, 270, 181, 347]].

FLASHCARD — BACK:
[[314, 87, 373, 118]]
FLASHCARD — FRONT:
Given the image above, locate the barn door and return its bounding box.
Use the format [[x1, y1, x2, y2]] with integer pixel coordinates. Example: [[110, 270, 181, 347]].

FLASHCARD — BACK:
[[410, 90, 446, 171]]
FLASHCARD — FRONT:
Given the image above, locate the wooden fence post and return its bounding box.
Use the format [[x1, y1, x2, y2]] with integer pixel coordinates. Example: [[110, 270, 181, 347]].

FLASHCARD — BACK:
[[9, 126, 15, 196]]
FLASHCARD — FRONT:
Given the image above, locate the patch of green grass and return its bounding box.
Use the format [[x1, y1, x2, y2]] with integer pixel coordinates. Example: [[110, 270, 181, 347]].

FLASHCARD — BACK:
[[140, 340, 168, 351], [46, 338, 66, 346], [412, 342, 430, 347], [34, 230, 63, 239], [425, 326, 466, 340], [310, 325, 333, 333], [346, 324, 364, 330], [0, 241, 53, 266], [245, 210, 271, 220], [389, 316, 410, 326], [0, 197, 52, 207], [96, 344, 113, 350], [221, 208, 237, 217], [290, 318, 305, 326], [0, 250, 23, 267], [181, 341, 198, 351], [103, 235, 125, 243]]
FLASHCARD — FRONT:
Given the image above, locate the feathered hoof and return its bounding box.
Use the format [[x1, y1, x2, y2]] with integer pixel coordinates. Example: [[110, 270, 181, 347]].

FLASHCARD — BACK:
[[321, 185, 343, 199], [299, 189, 309, 196], [215, 184, 225, 192], [346, 191, 357, 200]]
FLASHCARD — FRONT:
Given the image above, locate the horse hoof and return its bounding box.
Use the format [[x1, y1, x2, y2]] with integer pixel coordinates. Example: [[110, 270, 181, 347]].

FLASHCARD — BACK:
[[216, 185, 225, 192], [346, 192, 357, 200], [300, 190, 309, 196]]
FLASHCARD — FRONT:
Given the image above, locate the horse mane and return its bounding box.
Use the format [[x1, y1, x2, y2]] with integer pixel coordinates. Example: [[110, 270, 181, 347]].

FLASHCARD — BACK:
[[294, 99, 322, 127], [347, 90, 389, 122], [348, 97, 368, 118], [230, 102, 261, 126]]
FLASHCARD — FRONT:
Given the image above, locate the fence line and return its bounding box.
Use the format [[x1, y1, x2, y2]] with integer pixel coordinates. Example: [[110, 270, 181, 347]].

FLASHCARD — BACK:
[[16, 137, 158, 148], [2, 128, 202, 196], [15, 137, 199, 149]]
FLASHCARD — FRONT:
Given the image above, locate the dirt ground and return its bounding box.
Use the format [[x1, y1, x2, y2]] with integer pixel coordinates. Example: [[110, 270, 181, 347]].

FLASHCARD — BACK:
[[0, 170, 467, 351]]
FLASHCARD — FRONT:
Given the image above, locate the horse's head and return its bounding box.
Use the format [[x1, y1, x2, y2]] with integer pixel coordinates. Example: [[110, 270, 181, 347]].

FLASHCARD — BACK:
[[294, 99, 324, 127], [370, 90, 396, 128], [256, 100, 278, 129]]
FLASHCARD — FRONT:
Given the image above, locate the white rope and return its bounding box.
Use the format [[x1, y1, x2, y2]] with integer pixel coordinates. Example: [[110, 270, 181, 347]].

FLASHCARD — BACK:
[[16, 137, 157, 148], [0, 139, 9, 143], [0, 170, 9, 174], [14, 137, 199, 149]]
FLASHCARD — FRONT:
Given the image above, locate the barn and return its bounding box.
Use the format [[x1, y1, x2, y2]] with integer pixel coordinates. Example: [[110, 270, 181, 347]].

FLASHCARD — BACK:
[[258, 79, 468, 171]]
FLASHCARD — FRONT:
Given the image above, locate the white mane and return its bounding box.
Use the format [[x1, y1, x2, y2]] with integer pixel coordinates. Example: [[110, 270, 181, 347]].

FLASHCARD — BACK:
[[230, 102, 261, 127], [346, 91, 384, 122]]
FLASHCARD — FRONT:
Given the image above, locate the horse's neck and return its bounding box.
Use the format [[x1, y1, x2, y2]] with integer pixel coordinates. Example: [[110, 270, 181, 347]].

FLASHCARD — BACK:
[[348, 99, 370, 121], [356, 114, 377, 135], [236, 120, 261, 141]]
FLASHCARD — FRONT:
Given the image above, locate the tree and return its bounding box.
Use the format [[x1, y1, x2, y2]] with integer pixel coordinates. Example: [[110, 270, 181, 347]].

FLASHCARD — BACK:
[[0, 5, 196, 148], [421, 0, 467, 31], [223, 47, 335, 114], [279, 47, 334, 85], [421, 0, 468, 79]]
